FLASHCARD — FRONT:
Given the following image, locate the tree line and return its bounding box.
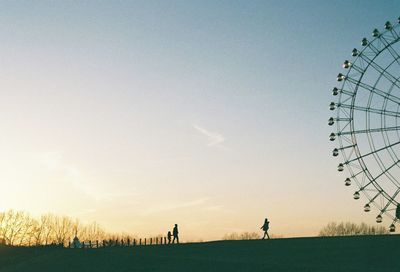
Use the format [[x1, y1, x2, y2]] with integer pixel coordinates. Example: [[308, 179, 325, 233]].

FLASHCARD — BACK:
[[0, 210, 136, 246], [222, 222, 388, 241], [318, 222, 389, 237], [1, 209, 390, 246]]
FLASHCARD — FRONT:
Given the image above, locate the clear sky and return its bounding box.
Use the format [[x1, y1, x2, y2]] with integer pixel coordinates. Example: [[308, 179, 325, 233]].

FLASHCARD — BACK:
[[0, 1, 399, 241]]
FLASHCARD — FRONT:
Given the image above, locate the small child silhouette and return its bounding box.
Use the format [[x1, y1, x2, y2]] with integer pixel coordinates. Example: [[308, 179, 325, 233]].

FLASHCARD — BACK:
[[261, 218, 270, 239], [167, 231, 172, 244]]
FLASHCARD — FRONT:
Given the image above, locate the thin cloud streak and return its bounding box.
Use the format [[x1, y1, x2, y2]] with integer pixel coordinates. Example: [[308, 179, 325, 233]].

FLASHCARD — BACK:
[[140, 197, 211, 215], [193, 124, 225, 147]]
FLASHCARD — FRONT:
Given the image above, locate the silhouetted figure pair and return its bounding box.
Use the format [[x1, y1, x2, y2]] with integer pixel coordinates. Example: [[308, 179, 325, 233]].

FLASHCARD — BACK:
[[261, 218, 270, 239], [167, 224, 179, 244]]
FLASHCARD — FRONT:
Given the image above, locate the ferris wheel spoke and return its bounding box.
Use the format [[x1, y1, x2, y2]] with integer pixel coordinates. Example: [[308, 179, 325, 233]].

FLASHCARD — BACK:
[[338, 144, 357, 151], [345, 77, 400, 105], [381, 130, 400, 163], [339, 104, 400, 118], [375, 34, 400, 65], [340, 108, 351, 119], [372, 159, 400, 184], [339, 134, 354, 145], [361, 36, 400, 66], [338, 88, 354, 97], [362, 187, 378, 193], [339, 126, 400, 136], [369, 191, 383, 203], [350, 169, 365, 179], [335, 117, 352, 122], [368, 59, 400, 89], [359, 163, 397, 191], [381, 188, 400, 212], [386, 45, 400, 66], [364, 41, 380, 55], [388, 27, 400, 40], [346, 141, 400, 163]]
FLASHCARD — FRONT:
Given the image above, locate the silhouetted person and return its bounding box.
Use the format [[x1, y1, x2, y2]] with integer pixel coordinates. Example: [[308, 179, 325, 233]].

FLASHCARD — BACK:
[[172, 224, 179, 244], [167, 231, 172, 244], [261, 218, 270, 239]]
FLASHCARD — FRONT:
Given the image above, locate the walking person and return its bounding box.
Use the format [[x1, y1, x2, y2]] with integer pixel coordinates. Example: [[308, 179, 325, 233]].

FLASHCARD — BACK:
[[261, 218, 270, 239], [172, 224, 179, 244]]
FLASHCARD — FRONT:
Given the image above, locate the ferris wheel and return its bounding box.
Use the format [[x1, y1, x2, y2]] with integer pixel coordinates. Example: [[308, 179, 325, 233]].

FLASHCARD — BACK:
[[329, 17, 400, 232]]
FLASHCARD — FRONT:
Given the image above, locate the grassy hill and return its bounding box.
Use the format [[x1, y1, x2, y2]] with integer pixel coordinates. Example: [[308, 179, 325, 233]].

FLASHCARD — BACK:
[[0, 235, 399, 272]]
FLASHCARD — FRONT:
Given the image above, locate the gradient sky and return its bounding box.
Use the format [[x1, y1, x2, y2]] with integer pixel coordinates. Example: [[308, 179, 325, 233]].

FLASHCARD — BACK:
[[0, 1, 399, 241]]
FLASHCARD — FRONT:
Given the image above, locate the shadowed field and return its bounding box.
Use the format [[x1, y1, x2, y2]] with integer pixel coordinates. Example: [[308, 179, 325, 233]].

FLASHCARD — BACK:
[[0, 235, 398, 272]]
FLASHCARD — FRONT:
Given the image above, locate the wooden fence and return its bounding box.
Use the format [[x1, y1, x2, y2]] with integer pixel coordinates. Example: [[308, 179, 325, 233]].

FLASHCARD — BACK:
[[68, 237, 172, 248]]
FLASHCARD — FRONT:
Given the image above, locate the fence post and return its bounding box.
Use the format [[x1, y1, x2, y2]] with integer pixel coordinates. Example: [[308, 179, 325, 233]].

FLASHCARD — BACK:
[[127, 238, 130, 246], [96, 240, 99, 248], [89, 240, 92, 248], [164, 237, 167, 245], [68, 241, 71, 248], [139, 238, 142, 246], [150, 238, 152, 245], [109, 239, 112, 247], [144, 238, 146, 245], [133, 239, 136, 246]]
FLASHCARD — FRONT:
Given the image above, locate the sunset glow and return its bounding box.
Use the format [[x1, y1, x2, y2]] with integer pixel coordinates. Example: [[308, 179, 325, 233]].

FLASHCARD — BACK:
[[1, 1, 398, 241]]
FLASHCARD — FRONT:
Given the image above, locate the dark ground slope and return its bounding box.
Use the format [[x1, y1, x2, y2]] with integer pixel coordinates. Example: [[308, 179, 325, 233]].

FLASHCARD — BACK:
[[0, 235, 399, 272]]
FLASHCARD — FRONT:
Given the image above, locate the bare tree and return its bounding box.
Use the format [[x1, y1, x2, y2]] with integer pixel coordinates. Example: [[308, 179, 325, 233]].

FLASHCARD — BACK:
[[81, 222, 106, 241], [53, 216, 74, 245], [0, 210, 34, 245]]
